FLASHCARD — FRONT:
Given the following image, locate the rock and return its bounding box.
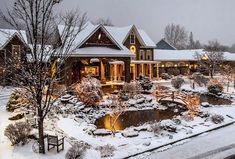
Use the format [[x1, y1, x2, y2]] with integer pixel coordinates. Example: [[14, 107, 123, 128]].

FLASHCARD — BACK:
[[122, 131, 139, 138], [172, 118, 181, 125], [198, 111, 210, 118], [143, 141, 151, 146], [9, 113, 24, 120], [60, 94, 72, 102], [161, 120, 177, 133], [134, 125, 148, 132], [201, 102, 210, 107], [186, 130, 193, 135], [93, 129, 112, 136], [136, 98, 145, 104]]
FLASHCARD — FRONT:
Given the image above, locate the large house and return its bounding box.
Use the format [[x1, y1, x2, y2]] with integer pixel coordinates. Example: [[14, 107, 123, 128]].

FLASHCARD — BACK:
[[57, 22, 157, 85], [0, 29, 28, 82], [0, 24, 235, 86]]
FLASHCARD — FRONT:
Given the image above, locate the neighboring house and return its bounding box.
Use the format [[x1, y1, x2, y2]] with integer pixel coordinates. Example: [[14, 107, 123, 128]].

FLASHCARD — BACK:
[[57, 22, 157, 85], [0, 29, 28, 77], [154, 49, 235, 77], [156, 39, 177, 50]]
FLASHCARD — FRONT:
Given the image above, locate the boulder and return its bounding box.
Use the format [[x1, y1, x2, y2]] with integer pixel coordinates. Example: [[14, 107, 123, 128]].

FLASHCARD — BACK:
[[122, 131, 139, 138], [201, 102, 210, 107], [93, 129, 112, 136], [136, 98, 145, 104], [143, 141, 151, 146]]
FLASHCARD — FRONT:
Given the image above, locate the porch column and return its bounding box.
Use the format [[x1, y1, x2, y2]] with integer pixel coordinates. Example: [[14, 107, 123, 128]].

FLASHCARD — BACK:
[[141, 64, 144, 76], [114, 64, 117, 81], [133, 64, 136, 80], [100, 59, 106, 83], [149, 64, 152, 80], [156, 63, 160, 80], [124, 58, 131, 82]]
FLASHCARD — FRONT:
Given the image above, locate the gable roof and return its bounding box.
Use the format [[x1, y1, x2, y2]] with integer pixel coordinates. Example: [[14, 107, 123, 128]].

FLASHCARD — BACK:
[[156, 39, 177, 50], [77, 24, 123, 50], [0, 28, 28, 49]]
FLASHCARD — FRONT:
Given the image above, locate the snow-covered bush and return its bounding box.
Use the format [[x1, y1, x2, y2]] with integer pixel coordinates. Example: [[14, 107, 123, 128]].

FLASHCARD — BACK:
[[192, 72, 208, 87], [211, 114, 224, 124], [72, 76, 103, 107], [65, 143, 87, 159], [123, 81, 142, 98], [4, 122, 32, 145], [137, 75, 153, 91], [171, 76, 185, 90], [161, 73, 171, 80], [207, 80, 224, 95], [150, 123, 162, 135], [6, 90, 30, 112], [96, 144, 116, 158], [168, 68, 180, 76]]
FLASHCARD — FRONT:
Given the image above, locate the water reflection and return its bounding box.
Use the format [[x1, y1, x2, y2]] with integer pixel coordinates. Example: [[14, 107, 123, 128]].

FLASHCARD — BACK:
[[200, 94, 232, 105], [95, 110, 178, 131]]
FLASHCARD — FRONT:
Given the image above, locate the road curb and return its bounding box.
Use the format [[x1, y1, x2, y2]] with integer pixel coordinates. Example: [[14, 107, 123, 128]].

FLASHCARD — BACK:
[[124, 121, 235, 159]]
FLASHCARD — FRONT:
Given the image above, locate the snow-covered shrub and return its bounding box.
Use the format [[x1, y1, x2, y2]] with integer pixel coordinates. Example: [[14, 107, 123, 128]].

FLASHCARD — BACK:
[[123, 81, 142, 98], [6, 90, 30, 112], [137, 75, 153, 91], [192, 72, 208, 87], [168, 68, 180, 76], [161, 73, 171, 80], [150, 123, 162, 135], [207, 80, 224, 95], [171, 76, 185, 90], [72, 76, 103, 107], [4, 122, 32, 145], [96, 144, 116, 158], [65, 143, 87, 159], [211, 114, 224, 124], [161, 120, 177, 133]]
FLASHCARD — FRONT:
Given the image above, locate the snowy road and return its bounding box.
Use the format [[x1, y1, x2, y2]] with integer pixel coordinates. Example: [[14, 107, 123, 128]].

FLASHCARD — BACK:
[[135, 123, 235, 159]]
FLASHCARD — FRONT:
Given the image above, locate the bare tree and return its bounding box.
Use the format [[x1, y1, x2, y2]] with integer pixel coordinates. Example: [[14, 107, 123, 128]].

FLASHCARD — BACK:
[[95, 18, 114, 26], [0, 0, 87, 154], [194, 40, 225, 78], [222, 64, 234, 92], [164, 23, 188, 49], [188, 32, 195, 49]]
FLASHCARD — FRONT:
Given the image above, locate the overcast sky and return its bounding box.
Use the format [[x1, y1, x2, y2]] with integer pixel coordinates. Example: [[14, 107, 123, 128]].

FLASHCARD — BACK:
[[1, 0, 235, 46]]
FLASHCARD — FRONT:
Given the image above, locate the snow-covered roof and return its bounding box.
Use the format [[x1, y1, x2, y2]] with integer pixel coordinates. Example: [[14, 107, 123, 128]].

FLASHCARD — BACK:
[[137, 29, 156, 47], [57, 22, 156, 55], [154, 49, 235, 61], [70, 47, 135, 58], [0, 28, 28, 49]]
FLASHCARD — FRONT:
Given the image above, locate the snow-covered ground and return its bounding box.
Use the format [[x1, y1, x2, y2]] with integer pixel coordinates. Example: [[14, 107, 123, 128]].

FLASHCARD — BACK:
[[0, 78, 235, 159]]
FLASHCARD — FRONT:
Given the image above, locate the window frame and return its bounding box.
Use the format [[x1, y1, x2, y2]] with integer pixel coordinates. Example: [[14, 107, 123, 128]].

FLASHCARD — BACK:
[[130, 33, 135, 44], [139, 49, 145, 60], [146, 50, 152, 60]]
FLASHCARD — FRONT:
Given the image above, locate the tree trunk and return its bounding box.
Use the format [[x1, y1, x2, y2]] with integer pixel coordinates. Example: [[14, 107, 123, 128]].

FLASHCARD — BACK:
[[227, 81, 229, 92], [38, 116, 45, 154]]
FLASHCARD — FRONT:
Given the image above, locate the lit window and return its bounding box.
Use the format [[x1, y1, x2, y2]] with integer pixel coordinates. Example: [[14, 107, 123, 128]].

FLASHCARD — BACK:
[[146, 50, 152, 60], [130, 33, 135, 44], [139, 50, 145, 60], [12, 45, 21, 67]]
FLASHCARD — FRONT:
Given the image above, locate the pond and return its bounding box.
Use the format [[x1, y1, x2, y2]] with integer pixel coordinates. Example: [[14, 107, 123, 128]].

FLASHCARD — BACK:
[[102, 85, 123, 95], [200, 94, 232, 105], [95, 109, 178, 131]]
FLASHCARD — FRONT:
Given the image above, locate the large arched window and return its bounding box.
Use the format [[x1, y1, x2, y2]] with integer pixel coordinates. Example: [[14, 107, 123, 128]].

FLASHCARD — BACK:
[[166, 62, 174, 67]]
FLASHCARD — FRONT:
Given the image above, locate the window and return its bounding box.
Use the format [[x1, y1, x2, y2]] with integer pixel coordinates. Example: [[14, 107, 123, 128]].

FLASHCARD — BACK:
[[130, 33, 135, 44], [139, 50, 145, 60], [146, 50, 152, 60], [12, 45, 21, 67]]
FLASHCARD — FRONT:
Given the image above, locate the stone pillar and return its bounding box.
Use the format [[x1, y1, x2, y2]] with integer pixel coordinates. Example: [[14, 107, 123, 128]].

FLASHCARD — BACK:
[[124, 58, 131, 82]]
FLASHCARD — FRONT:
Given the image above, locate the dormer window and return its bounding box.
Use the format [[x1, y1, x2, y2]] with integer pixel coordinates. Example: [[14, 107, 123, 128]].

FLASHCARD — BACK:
[[130, 33, 135, 44]]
